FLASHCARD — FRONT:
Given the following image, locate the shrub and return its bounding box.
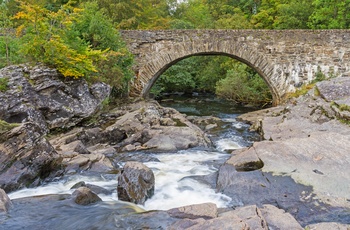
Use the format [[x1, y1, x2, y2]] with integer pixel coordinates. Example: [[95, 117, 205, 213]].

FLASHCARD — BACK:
[[216, 66, 272, 106]]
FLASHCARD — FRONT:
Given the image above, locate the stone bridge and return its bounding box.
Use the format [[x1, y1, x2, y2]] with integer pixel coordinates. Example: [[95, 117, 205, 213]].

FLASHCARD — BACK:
[[120, 30, 350, 105]]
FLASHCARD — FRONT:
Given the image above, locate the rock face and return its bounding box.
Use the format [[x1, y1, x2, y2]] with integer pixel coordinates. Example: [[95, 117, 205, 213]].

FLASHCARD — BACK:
[[117, 161, 155, 205], [0, 122, 62, 192], [0, 188, 12, 212], [234, 77, 350, 225], [0, 64, 111, 132]]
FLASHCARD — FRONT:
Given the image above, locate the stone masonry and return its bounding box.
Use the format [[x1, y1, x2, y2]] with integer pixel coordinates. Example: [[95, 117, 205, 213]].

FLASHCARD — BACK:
[[120, 30, 350, 105]]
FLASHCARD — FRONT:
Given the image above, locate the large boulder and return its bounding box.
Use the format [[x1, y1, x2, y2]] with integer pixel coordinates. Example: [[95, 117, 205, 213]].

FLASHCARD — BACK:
[[106, 100, 211, 152], [117, 161, 155, 205], [0, 122, 62, 192], [0, 64, 111, 132]]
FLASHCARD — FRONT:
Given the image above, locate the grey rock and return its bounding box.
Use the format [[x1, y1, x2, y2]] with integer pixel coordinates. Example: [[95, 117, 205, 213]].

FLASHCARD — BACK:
[[117, 161, 155, 205], [0, 188, 12, 212], [228, 148, 264, 171], [0, 64, 111, 132], [106, 100, 210, 152], [169, 210, 250, 230], [167, 203, 218, 220], [306, 222, 350, 230], [260, 204, 303, 230], [229, 205, 268, 230], [316, 77, 350, 102], [72, 187, 102, 205], [0, 122, 62, 192]]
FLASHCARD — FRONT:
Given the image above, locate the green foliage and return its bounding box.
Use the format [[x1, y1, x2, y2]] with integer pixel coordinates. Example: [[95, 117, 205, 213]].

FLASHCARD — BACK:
[[0, 77, 9, 92], [13, 0, 105, 78], [73, 2, 134, 96], [216, 64, 272, 106], [312, 67, 326, 84], [214, 8, 253, 29], [273, 1, 313, 29], [153, 58, 198, 94], [0, 1, 22, 67], [308, 0, 350, 29], [95, 0, 171, 29]]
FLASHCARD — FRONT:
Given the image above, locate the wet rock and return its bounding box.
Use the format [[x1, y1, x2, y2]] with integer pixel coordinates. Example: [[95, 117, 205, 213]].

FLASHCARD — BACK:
[[71, 181, 112, 195], [0, 122, 62, 193], [0, 188, 12, 212], [260, 204, 303, 230], [187, 115, 222, 131], [72, 187, 102, 205], [167, 203, 218, 220], [228, 148, 264, 171], [251, 133, 350, 206], [306, 222, 350, 230], [205, 123, 217, 131], [117, 161, 155, 205]]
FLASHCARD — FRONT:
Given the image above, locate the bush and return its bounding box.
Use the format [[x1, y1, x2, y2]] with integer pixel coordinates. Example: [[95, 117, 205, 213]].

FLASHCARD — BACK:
[[216, 66, 272, 106]]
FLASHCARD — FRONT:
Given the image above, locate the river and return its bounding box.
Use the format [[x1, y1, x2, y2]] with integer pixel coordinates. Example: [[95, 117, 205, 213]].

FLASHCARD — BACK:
[[3, 95, 262, 229], [2, 94, 349, 229], [8, 95, 259, 207]]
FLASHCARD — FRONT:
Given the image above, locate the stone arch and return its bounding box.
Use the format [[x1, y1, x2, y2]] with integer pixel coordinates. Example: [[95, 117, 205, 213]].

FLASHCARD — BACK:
[[131, 40, 281, 105]]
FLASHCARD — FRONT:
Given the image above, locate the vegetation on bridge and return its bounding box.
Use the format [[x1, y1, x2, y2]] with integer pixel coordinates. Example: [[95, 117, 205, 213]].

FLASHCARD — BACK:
[[1, 0, 349, 104]]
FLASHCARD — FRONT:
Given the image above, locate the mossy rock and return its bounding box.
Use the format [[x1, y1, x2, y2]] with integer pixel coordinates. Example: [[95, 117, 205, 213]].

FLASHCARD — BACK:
[[0, 120, 19, 135]]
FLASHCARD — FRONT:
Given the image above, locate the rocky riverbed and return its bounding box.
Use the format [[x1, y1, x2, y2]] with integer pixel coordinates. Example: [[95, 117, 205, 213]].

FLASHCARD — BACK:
[[0, 65, 350, 229]]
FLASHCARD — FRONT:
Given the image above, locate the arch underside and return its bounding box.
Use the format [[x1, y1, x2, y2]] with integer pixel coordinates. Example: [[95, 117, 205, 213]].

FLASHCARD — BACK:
[[132, 41, 283, 105]]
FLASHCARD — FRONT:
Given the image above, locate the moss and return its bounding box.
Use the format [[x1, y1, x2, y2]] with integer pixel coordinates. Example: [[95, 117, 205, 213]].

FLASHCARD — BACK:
[[172, 118, 187, 127], [0, 77, 9, 92], [0, 119, 19, 135], [338, 104, 350, 112], [285, 83, 315, 99], [314, 86, 320, 97]]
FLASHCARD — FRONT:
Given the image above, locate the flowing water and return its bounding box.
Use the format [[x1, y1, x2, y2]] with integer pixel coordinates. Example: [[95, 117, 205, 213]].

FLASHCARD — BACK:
[[3, 95, 262, 229]]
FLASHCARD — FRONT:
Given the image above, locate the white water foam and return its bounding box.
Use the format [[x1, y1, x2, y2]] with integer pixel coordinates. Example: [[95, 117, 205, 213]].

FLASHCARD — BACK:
[[140, 150, 232, 210], [9, 150, 232, 211], [8, 175, 118, 200]]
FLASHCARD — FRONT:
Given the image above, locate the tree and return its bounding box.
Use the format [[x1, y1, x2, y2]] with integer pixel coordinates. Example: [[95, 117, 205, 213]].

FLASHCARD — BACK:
[[171, 0, 214, 29], [13, 0, 105, 77], [214, 8, 253, 29], [95, 0, 171, 29], [0, 2, 18, 67], [273, 1, 313, 29], [308, 0, 350, 29], [73, 1, 134, 96], [251, 0, 281, 29]]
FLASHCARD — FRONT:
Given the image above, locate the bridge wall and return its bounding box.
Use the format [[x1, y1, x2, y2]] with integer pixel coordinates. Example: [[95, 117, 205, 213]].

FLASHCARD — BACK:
[[120, 30, 350, 105]]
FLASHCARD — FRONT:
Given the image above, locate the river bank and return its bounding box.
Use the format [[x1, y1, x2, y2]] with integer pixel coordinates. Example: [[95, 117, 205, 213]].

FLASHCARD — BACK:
[[0, 65, 349, 229]]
